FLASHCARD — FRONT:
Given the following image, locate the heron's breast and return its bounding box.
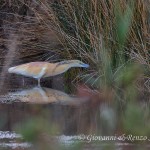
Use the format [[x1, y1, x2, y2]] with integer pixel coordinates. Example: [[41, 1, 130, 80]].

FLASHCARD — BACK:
[[44, 64, 69, 77], [30, 65, 48, 79]]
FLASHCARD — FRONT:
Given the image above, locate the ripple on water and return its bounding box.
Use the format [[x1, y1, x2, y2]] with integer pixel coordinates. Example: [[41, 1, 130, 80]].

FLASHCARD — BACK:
[[0, 131, 31, 149]]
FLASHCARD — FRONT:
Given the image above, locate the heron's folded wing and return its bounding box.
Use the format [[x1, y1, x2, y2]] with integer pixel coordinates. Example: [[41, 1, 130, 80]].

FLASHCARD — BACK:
[[8, 62, 47, 78]]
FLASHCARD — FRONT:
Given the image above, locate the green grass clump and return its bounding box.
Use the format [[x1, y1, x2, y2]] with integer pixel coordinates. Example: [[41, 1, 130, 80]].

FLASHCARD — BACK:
[[123, 102, 150, 136]]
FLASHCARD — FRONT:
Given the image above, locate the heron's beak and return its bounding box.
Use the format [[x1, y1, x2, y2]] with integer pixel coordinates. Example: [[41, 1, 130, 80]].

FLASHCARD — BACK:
[[82, 63, 89, 68]]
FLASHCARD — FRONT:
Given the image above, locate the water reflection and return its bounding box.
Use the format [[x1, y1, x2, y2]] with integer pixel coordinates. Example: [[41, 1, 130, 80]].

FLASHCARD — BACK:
[[0, 84, 149, 150], [0, 86, 85, 105]]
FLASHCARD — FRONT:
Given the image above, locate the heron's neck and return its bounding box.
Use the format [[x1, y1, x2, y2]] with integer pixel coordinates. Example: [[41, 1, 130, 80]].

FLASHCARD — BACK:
[[47, 63, 72, 77], [61, 64, 72, 73], [58, 65, 72, 76]]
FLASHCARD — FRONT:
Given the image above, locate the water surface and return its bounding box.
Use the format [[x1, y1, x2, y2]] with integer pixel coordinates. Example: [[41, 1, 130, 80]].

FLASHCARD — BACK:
[[0, 75, 149, 150]]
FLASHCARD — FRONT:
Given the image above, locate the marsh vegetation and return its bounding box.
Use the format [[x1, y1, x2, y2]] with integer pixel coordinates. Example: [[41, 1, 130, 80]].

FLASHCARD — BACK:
[[0, 0, 149, 150]]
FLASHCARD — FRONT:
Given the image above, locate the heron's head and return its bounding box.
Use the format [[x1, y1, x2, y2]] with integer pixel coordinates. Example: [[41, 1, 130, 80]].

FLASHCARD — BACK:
[[61, 60, 89, 68]]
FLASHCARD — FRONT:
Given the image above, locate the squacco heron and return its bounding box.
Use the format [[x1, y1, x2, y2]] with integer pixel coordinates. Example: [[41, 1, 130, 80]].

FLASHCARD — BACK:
[[8, 60, 89, 86]]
